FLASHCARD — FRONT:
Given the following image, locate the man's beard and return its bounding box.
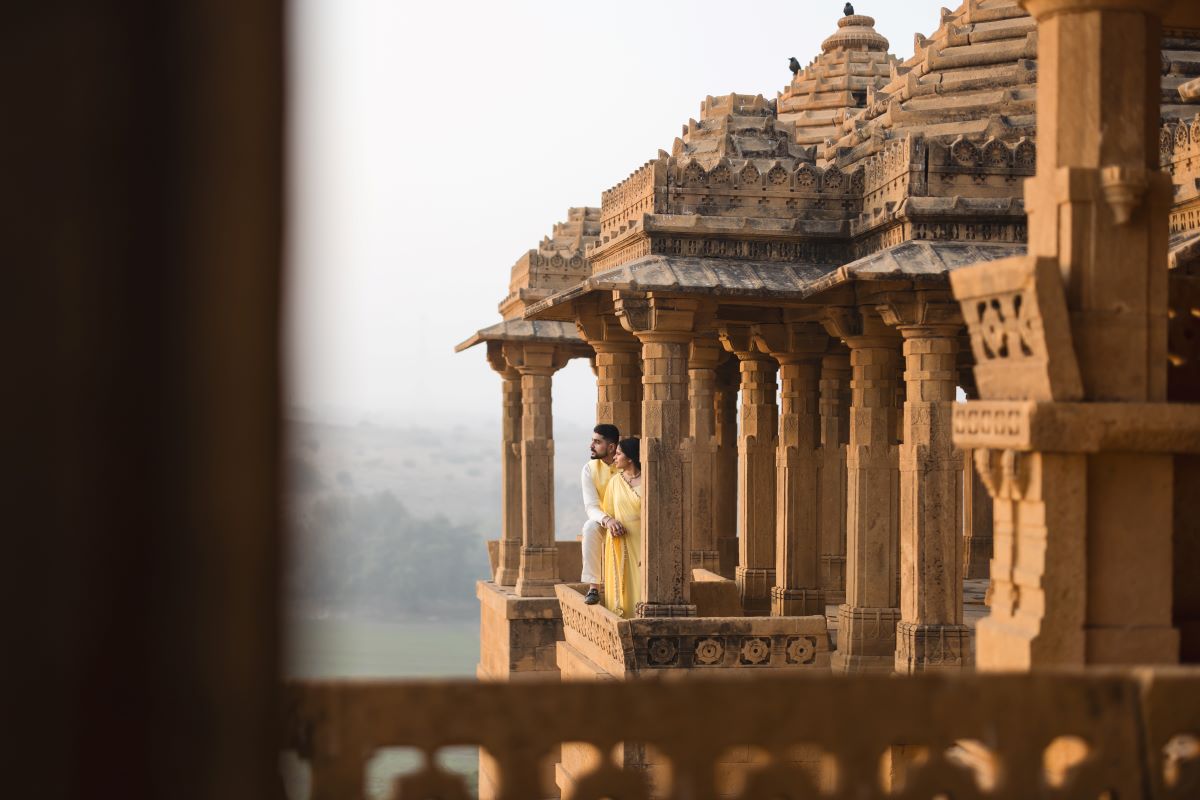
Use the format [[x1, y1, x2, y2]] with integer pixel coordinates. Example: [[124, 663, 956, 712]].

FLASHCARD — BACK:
[[589, 450, 602, 460]]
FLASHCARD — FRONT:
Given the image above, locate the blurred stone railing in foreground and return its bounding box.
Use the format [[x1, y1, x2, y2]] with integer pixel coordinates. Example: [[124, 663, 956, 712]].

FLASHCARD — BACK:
[[282, 668, 1200, 800]]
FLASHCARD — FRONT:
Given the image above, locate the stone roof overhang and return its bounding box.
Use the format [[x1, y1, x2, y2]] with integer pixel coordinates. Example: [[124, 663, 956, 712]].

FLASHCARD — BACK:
[[524, 241, 1025, 322], [453, 319, 588, 353], [806, 241, 1025, 298]]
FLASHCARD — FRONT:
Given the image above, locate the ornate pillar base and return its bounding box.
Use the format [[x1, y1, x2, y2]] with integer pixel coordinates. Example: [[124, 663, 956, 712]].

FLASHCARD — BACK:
[[833, 604, 901, 673], [771, 586, 825, 617], [736, 566, 775, 616], [895, 621, 973, 673], [514, 545, 558, 598], [635, 602, 697, 618], [820, 555, 846, 605], [494, 538, 521, 587]]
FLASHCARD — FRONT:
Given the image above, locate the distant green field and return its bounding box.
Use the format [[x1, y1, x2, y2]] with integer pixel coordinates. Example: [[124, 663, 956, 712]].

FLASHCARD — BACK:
[[282, 615, 480, 798]]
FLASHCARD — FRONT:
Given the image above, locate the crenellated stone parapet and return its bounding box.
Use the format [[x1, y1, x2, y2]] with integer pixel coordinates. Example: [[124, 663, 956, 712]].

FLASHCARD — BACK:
[[499, 207, 600, 319], [595, 158, 668, 262]]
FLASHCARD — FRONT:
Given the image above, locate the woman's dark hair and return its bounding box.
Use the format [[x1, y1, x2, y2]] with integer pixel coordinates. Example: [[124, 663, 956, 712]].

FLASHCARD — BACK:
[[617, 437, 641, 471], [594, 423, 620, 444]]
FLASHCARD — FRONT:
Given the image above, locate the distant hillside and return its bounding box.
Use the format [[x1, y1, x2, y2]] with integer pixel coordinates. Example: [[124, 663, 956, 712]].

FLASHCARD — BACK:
[[285, 415, 591, 621]]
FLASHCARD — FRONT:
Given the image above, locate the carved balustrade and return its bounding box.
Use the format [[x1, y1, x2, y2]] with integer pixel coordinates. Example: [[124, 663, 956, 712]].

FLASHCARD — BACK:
[[555, 583, 830, 676], [282, 667, 1200, 800]]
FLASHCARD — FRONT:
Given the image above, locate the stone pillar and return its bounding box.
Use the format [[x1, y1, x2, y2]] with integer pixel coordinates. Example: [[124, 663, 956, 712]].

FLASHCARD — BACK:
[[616, 293, 703, 617], [963, 0, 1178, 667], [503, 341, 568, 598], [720, 324, 778, 616], [957, 359, 994, 581], [824, 308, 903, 671], [755, 321, 828, 617], [819, 347, 850, 605], [881, 296, 970, 672], [714, 357, 741, 579], [962, 449, 994, 580], [486, 342, 523, 586], [687, 334, 723, 574], [577, 300, 642, 437]]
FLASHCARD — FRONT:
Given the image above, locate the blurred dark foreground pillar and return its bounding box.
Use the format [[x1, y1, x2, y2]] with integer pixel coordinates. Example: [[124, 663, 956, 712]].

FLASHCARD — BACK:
[[4, 2, 284, 798]]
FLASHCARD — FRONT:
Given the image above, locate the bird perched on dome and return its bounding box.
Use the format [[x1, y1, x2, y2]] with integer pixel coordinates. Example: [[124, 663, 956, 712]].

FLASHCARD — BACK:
[[844, 2, 854, 15], [788, 56, 801, 75]]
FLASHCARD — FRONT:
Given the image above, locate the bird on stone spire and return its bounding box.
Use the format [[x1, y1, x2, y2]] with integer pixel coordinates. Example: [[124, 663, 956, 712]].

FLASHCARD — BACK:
[[788, 56, 801, 76], [844, 2, 854, 15]]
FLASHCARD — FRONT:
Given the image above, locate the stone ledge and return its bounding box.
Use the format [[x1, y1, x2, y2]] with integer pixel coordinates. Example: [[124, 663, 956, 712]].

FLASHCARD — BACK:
[[555, 584, 831, 677], [477, 580, 563, 620], [953, 400, 1200, 452]]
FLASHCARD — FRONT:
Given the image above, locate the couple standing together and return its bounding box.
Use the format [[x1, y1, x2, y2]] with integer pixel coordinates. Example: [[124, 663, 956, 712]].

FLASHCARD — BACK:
[[579, 425, 641, 618]]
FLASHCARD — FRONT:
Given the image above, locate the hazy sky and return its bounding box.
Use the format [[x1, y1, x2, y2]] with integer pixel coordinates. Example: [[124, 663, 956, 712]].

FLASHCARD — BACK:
[[287, 0, 950, 430]]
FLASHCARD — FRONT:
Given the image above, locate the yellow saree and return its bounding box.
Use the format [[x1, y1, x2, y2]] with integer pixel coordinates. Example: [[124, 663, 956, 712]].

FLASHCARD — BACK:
[[601, 473, 642, 618]]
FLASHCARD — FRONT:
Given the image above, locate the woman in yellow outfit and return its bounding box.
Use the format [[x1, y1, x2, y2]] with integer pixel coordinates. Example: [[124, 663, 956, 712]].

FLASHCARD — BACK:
[[600, 438, 642, 618]]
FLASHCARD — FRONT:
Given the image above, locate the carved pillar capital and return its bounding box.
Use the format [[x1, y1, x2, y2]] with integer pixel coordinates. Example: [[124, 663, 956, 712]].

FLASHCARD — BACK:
[[485, 340, 520, 380], [875, 291, 964, 339], [615, 292, 713, 343], [752, 321, 829, 365], [822, 306, 901, 349], [501, 341, 571, 377], [575, 295, 640, 351]]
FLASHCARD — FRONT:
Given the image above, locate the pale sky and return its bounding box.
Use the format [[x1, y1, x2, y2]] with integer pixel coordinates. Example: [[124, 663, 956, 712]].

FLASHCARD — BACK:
[[286, 0, 949, 430]]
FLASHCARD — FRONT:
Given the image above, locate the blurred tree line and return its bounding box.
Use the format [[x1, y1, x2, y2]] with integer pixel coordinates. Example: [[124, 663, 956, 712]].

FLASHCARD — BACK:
[[286, 454, 490, 620]]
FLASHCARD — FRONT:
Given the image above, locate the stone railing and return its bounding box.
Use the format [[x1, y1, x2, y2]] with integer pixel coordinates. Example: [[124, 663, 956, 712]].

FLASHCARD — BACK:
[[281, 668, 1200, 799], [555, 583, 831, 676]]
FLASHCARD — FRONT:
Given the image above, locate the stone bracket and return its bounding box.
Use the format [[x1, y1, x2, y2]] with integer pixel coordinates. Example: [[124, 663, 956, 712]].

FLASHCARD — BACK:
[[949, 255, 1083, 402], [953, 400, 1200, 453]]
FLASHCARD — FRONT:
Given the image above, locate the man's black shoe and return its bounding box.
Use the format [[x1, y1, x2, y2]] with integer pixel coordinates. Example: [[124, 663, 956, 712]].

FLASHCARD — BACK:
[[584, 587, 600, 605]]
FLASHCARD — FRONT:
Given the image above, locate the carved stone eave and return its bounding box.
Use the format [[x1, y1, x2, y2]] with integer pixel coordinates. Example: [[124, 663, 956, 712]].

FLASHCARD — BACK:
[[454, 319, 592, 357]]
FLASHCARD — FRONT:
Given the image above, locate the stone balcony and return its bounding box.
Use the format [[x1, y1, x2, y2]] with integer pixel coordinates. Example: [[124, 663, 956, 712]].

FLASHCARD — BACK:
[[555, 583, 831, 678]]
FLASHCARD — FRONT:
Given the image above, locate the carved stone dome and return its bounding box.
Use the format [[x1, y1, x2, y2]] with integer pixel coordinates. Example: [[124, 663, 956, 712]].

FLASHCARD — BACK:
[[821, 14, 890, 53]]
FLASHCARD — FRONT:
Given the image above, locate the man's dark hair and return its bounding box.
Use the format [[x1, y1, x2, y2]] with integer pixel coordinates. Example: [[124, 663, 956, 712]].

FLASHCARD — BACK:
[[594, 423, 620, 444]]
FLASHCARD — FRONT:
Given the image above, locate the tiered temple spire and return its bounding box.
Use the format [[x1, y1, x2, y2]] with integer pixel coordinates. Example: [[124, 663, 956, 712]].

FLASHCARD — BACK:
[[778, 13, 897, 148]]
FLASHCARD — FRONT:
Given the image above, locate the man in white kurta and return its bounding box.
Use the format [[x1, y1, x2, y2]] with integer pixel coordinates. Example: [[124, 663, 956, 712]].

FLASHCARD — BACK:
[[581, 424, 622, 604]]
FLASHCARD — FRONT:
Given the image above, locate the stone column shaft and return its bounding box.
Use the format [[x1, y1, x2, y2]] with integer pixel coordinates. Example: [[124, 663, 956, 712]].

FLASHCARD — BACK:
[[498, 371, 523, 585], [617, 294, 704, 617], [593, 341, 642, 437], [962, 450, 994, 580], [504, 342, 566, 598], [894, 326, 971, 672], [826, 310, 902, 672], [487, 343, 523, 587], [713, 358, 740, 578], [686, 336, 723, 574], [771, 356, 824, 616], [756, 321, 827, 618], [718, 327, 779, 616], [818, 351, 850, 604]]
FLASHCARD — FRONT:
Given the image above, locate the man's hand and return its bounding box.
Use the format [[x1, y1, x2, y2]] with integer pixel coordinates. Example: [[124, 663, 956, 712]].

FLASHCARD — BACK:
[[604, 516, 626, 537]]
